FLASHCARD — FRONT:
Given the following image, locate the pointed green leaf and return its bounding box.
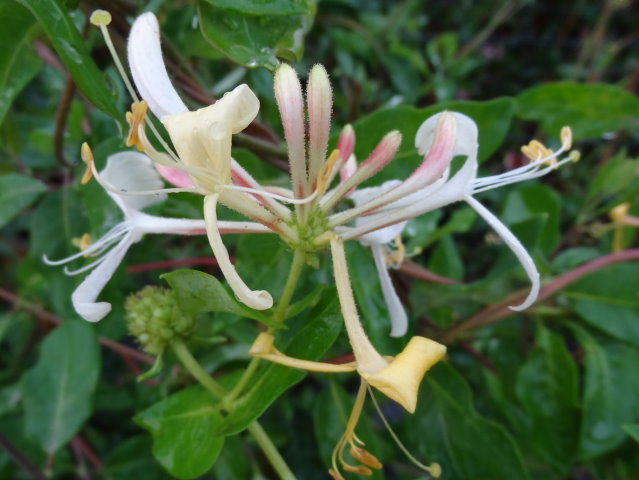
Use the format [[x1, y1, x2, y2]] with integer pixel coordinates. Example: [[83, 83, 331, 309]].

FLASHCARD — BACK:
[[15, 0, 121, 120], [0, 1, 42, 125], [161, 269, 280, 328], [218, 294, 342, 435], [407, 362, 530, 480], [136, 386, 224, 479], [517, 82, 639, 139], [572, 325, 639, 459], [0, 174, 46, 228], [197, 0, 316, 70], [22, 321, 100, 453], [515, 325, 580, 474]]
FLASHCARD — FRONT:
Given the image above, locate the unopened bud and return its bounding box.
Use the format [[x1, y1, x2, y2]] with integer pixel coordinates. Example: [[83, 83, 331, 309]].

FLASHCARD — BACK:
[[125, 286, 194, 355]]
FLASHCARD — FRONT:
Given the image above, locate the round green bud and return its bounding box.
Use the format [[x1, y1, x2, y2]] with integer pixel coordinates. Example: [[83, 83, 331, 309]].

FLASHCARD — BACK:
[[125, 286, 194, 355]]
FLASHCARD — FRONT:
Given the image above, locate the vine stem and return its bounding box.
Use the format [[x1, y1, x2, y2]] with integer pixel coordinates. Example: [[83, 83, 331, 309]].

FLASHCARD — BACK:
[[226, 249, 307, 403], [171, 340, 296, 480], [436, 248, 639, 343]]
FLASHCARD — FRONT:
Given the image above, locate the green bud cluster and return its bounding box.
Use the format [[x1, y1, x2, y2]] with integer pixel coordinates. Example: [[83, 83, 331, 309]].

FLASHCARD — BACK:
[[125, 286, 194, 355]]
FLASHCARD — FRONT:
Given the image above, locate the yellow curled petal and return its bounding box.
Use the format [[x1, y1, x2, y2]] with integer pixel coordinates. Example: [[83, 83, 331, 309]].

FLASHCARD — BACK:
[[364, 336, 446, 413]]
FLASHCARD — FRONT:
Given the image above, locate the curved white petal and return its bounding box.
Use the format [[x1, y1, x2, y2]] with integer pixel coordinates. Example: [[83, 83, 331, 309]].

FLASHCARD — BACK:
[[102, 151, 166, 212], [464, 194, 540, 311], [371, 245, 408, 337], [128, 12, 188, 118], [204, 194, 273, 310], [71, 232, 139, 322], [416, 111, 478, 159]]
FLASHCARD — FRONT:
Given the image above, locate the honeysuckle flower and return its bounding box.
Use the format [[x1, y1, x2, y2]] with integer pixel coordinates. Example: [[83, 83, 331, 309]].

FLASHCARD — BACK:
[[331, 111, 576, 311], [45, 150, 268, 322]]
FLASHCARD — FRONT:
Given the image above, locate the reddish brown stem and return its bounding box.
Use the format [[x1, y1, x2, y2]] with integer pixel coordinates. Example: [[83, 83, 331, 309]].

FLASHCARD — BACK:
[[399, 259, 460, 285], [437, 249, 639, 344], [0, 288, 153, 365], [126, 256, 218, 274]]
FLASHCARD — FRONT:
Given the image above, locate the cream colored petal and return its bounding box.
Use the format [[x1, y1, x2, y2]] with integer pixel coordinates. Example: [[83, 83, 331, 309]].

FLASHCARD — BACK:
[[128, 12, 188, 118], [204, 194, 273, 310]]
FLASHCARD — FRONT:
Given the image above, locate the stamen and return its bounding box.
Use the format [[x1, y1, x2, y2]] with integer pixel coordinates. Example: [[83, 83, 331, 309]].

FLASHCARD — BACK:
[[89, 159, 202, 197], [560, 126, 572, 150], [80, 142, 94, 184], [80, 233, 92, 256], [218, 184, 318, 205], [367, 384, 442, 478], [349, 446, 382, 469], [89, 10, 111, 27], [383, 235, 405, 269], [316, 149, 341, 195], [126, 101, 148, 151]]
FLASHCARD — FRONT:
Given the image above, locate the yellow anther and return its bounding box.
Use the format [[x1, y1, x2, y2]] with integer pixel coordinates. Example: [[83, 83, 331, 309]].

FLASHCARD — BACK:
[[80, 233, 92, 251], [349, 447, 382, 470], [521, 140, 556, 166], [89, 10, 112, 27], [80, 142, 94, 185], [560, 126, 572, 150], [383, 235, 406, 269], [609, 203, 630, 223], [126, 101, 148, 152], [569, 150, 581, 162], [428, 462, 442, 478], [342, 464, 372, 475], [316, 149, 341, 195]]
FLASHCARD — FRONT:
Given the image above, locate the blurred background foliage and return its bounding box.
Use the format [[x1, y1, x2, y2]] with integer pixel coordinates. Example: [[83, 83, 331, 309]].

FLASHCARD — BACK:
[[1, 0, 639, 479]]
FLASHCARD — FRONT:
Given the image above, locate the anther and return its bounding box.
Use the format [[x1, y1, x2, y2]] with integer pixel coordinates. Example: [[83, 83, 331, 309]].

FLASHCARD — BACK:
[[126, 101, 148, 151], [342, 464, 373, 475], [560, 126, 572, 150], [349, 447, 382, 469], [80, 233, 92, 251], [609, 203, 630, 223], [80, 142, 94, 184], [328, 468, 345, 480], [316, 149, 341, 195], [89, 9, 112, 27]]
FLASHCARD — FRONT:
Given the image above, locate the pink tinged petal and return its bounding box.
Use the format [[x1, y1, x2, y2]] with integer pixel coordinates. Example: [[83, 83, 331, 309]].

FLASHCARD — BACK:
[[464, 194, 540, 311], [307, 64, 333, 186], [155, 164, 194, 188], [274, 64, 307, 198], [336, 124, 355, 166], [371, 245, 408, 337], [101, 151, 166, 212], [321, 131, 401, 211], [204, 194, 273, 310], [128, 12, 188, 118], [72, 232, 139, 322], [339, 154, 357, 184]]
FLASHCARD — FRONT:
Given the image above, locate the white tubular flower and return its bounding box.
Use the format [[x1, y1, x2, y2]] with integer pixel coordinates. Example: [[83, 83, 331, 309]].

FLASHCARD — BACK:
[[339, 112, 575, 312], [45, 152, 268, 322], [127, 12, 276, 310]]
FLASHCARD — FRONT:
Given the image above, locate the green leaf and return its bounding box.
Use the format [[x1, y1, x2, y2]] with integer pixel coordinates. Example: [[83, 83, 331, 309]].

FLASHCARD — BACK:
[[161, 269, 279, 328], [622, 424, 639, 444], [516, 82, 639, 139], [203, 0, 310, 15], [515, 325, 580, 474], [217, 294, 342, 435], [502, 184, 561, 255], [564, 264, 639, 347], [136, 386, 224, 479], [572, 326, 639, 459], [0, 1, 42, 125], [197, 0, 316, 70], [22, 321, 100, 453], [350, 98, 516, 185], [0, 174, 46, 227], [16, 0, 121, 120], [407, 362, 530, 480]]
